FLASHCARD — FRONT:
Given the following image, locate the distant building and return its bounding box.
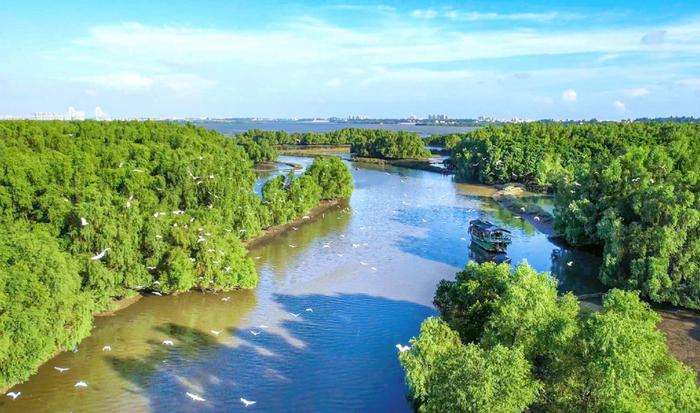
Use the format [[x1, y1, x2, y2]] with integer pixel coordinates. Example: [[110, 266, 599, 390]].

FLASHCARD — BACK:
[[67, 106, 85, 121], [428, 114, 448, 121]]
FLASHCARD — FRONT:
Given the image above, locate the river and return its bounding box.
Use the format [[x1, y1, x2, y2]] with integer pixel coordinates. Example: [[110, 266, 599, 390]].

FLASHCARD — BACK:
[[1, 157, 605, 412]]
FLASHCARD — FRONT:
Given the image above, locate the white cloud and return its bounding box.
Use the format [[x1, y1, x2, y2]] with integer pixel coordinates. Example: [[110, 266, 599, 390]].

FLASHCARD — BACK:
[[641, 30, 667, 45], [561, 89, 577, 103], [411, 9, 437, 19], [80, 71, 153, 92], [613, 100, 626, 112], [446, 11, 579, 22], [678, 78, 700, 89], [623, 87, 650, 97]]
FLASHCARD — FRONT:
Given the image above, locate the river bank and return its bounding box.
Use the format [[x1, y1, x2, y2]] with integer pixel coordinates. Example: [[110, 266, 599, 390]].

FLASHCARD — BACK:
[[492, 184, 700, 376]]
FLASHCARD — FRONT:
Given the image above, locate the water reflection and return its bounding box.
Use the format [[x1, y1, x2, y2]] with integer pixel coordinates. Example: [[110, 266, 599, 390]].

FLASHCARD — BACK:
[[104, 294, 433, 413]]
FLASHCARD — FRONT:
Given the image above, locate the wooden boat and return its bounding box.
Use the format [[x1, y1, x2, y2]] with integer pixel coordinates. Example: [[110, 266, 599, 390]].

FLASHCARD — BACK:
[[469, 219, 512, 253]]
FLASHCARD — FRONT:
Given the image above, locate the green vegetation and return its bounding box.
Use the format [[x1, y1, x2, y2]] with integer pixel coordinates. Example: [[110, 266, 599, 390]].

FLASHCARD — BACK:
[[238, 128, 430, 160], [0, 120, 353, 390], [400, 261, 700, 413], [449, 122, 700, 309]]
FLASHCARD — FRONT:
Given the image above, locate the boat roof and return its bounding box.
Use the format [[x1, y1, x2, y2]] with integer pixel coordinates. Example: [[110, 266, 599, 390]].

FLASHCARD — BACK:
[[470, 219, 511, 233]]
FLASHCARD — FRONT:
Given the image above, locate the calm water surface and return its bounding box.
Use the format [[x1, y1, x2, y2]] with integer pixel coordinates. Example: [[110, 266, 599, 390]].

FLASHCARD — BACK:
[[1, 158, 601, 412]]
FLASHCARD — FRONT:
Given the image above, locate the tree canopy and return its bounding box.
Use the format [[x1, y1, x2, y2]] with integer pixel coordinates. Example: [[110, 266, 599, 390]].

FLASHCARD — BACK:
[[0, 120, 354, 390], [400, 261, 700, 413], [448, 122, 700, 309]]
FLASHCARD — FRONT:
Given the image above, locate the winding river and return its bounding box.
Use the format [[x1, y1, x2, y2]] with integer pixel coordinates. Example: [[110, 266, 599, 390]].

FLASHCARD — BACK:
[[1, 157, 605, 412]]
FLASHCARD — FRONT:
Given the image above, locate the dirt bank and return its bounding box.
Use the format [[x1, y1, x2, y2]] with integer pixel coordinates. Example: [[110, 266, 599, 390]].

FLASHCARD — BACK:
[[491, 184, 557, 237]]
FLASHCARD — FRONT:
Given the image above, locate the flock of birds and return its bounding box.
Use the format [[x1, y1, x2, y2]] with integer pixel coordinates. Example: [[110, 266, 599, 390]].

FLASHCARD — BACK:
[[6, 165, 582, 408]]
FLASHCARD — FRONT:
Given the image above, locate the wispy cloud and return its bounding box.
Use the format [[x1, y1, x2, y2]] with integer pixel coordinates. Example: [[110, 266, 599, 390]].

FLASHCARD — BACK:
[[411, 9, 437, 19], [561, 89, 578, 103], [445, 10, 581, 22]]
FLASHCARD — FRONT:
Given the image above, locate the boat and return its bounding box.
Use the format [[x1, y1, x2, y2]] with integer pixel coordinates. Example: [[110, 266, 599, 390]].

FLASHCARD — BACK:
[[469, 219, 512, 253]]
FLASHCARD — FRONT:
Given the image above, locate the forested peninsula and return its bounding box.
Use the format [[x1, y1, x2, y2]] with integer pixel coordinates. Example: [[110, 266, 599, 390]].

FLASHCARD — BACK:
[[236, 128, 431, 160], [400, 261, 700, 412], [444, 122, 700, 310], [0, 120, 353, 390]]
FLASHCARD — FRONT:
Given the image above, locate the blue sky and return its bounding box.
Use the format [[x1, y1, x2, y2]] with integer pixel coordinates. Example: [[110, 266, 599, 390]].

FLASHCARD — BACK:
[[1, 1, 699, 120]]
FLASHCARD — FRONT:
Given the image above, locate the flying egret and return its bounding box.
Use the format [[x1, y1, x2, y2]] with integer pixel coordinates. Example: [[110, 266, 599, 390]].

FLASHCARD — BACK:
[[250, 330, 261, 336], [257, 324, 269, 329], [396, 344, 411, 352], [74, 381, 88, 388], [360, 261, 368, 266], [6, 392, 21, 400], [240, 398, 256, 407], [520, 207, 526, 212], [222, 296, 231, 301], [322, 243, 331, 248], [289, 312, 301, 318], [54, 366, 70, 373], [162, 340, 174, 346], [288, 244, 296, 248], [210, 330, 223, 336], [567, 261, 573, 267], [534, 216, 541, 221], [91, 248, 110, 260], [80, 217, 88, 226], [186, 392, 206, 402], [102, 345, 111, 352], [305, 308, 313, 312]]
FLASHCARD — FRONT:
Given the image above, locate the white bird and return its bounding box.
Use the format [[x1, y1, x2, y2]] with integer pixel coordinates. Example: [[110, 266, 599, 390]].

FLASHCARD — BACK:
[[240, 398, 256, 407], [172, 210, 184, 215], [360, 261, 368, 266], [520, 207, 526, 212], [197, 236, 206, 243], [54, 366, 70, 373], [352, 244, 360, 248], [210, 330, 223, 336], [288, 244, 296, 248], [567, 261, 573, 267], [534, 216, 541, 221], [6, 392, 21, 400], [91, 248, 110, 261], [126, 195, 133, 208], [162, 340, 174, 346], [460, 237, 467, 241], [152, 291, 162, 296], [80, 217, 88, 226], [305, 308, 313, 312], [133, 169, 144, 173], [302, 215, 310, 220], [254, 256, 262, 260], [322, 243, 331, 248], [222, 296, 231, 302], [250, 330, 261, 336], [153, 280, 161, 286], [155, 235, 162, 239], [371, 267, 377, 271], [337, 253, 343, 257], [147, 266, 156, 270], [396, 344, 411, 353], [257, 324, 269, 329], [289, 312, 301, 318], [74, 381, 88, 388], [102, 345, 111, 352], [186, 392, 206, 402], [292, 226, 298, 231]]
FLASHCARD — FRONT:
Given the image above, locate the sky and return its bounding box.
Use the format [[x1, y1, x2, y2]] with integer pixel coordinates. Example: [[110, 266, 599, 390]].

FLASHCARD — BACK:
[[1, 0, 699, 120]]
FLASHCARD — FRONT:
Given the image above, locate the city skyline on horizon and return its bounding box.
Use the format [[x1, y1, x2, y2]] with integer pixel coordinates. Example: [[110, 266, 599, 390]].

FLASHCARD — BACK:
[[2, 1, 699, 120]]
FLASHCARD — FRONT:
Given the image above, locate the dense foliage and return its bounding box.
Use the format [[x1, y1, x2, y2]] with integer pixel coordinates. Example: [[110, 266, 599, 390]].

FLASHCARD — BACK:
[[449, 122, 700, 309], [239, 127, 430, 159], [400, 261, 700, 413], [0, 120, 353, 390]]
